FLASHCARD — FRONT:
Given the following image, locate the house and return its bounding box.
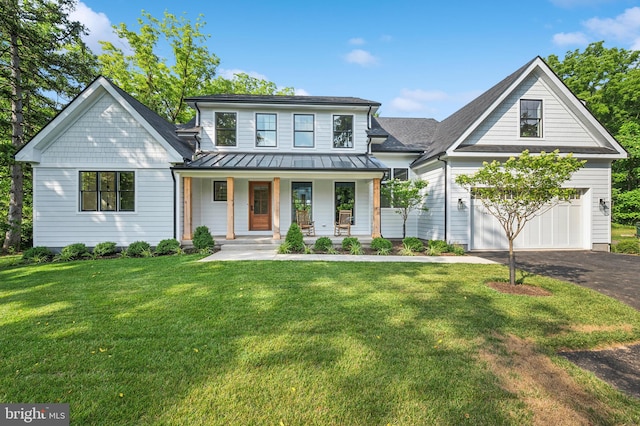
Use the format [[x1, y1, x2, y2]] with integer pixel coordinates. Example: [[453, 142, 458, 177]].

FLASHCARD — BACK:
[[15, 56, 627, 251]]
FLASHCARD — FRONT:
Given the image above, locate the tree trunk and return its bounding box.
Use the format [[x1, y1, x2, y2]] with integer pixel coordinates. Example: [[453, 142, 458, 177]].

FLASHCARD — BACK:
[[508, 238, 516, 285], [3, 29, 24, 252]]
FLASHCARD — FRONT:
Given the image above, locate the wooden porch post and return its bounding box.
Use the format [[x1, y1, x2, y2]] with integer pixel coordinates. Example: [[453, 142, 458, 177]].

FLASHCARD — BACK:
[[372, 178, 381, 238], [273, 177, 281, 240], [182, 176, 192, 240], [226, 177, 235, 240]]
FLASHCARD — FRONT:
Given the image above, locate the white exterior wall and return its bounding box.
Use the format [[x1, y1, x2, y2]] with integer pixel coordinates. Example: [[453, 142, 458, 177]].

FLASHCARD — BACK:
[[462, 72, 606, 149], [447, 158, 612, 249], [32, 93, 177, 248], [198, 107, 371, 153], [415, 162, 446, 241]]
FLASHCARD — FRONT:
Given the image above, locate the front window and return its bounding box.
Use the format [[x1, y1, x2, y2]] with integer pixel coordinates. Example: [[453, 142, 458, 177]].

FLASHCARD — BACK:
[[216, 112, 237, 146], [294, 114, 314, 147], [213, 181, 227, 201], [520, 99, 542, 138], [292, 182, 312, 221], [381, 168, 409, 208], [335, 182, 355, 223], [80, 171, 135, 212], [256, 113, 277, 147], [333, 115, 353, 148]]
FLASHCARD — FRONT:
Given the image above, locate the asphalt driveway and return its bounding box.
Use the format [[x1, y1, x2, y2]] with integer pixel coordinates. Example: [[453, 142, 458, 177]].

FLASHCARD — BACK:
[[473, 250, 640, 311]]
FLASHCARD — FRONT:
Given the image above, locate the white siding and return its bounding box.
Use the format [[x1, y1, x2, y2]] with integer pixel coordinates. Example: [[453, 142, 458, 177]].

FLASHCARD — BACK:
[[33, 167, 174, 248], [199, 107, 371, 153], [462, 72, 605, 149], [415, 162, 446, 241]]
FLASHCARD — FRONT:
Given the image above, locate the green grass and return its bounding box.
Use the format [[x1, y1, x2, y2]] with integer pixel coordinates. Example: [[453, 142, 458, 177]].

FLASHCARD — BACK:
[[1, 255, 640, 424], [612, 222, 638, 243]]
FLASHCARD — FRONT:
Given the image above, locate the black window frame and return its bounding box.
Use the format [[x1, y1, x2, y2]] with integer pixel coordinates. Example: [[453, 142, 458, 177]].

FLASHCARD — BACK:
[[215, 112, 237, 146], [256, 113, 277, 147], [291, 181, 313, 222], [294, 114, 315, 147], [333, 114, 354, 148], [213, 180, 228, 202], [80, 171, 135, 212], [520, 99, 543, 138], [381, 168, 409, 208], [335, 181, 355, 224]]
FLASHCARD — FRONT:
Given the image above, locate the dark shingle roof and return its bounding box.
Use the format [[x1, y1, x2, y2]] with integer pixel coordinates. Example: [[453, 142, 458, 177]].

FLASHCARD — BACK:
[[107, 78, 195, 160], [185, 94, 381, 107], [454, 145, 619, 155], [369, 117, 439, 152]]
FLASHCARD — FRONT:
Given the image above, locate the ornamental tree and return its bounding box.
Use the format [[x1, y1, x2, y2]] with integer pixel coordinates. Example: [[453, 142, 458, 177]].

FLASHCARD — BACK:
[[381, 179, 428, 238], [455, 150, 585, 285]]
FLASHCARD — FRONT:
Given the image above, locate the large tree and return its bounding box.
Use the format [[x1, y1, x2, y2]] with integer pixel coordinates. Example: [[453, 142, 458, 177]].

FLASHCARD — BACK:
[[456, 150, 585, 285], [1, 0, 97, 252], [205, 72, 295, 96]]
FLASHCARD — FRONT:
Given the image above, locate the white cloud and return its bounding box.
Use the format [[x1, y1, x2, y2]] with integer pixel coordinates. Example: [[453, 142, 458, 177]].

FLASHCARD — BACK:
[[349, 37, 366, 45], [552, 31, 589, 46], [69, 2, 124, 53], [295, 88, 310, 96], [388, 89, 482, 119], [344, 49, 379, 67], [218, 68, 269, 81], [583, 6, 640, 41], [390, 89, 449, 113]]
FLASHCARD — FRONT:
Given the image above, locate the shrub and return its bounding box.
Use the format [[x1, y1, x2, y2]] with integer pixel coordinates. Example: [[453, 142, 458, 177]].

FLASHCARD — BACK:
[[341, 237, 360, 251], [58, 243, 91, 261], [93, 241, 118, 257], [426, 239, 449, 255], [402, 237, 424, 252], [448, 244, 466, 256], [277, 241, 292, 254], [123, 241, 151, 258], [22, 246, 53, 263], [313, 237, 334, 253], [155, 238, 182, 256], [612, 239, 640, 254], [349, 243, 364, 255], [193, 226, 215, 251], [285, 223, 305, 252], [371, 237, 392, 255]]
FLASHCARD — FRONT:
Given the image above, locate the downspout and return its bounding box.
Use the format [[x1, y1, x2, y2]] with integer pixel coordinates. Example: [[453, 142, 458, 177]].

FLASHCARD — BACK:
[[171, 168, 177, 240], [437, 155, 448, 242], [366, 105, 373, 154], [194, 102, 202, 153]]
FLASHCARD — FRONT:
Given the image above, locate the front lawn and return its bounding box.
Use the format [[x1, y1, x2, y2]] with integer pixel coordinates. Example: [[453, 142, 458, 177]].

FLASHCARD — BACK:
[[1, 256, 639, 424]]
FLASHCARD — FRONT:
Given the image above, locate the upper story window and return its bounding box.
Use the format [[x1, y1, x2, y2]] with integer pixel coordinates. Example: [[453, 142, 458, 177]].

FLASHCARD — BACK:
[[215, 112, 237, 146], [256, 113, 277, 147], [333, 115, 353, 148], [520, 99, 542, 138], [294, 114, 314, 147], [80, 171, 134, 212]]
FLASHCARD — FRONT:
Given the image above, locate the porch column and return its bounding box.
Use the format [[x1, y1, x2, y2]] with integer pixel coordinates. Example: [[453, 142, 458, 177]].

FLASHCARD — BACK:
[[226, 177, 235, 240], [182, 176, 192, 240], [273, 177, 281, 240], [372, 178, 381, 238]]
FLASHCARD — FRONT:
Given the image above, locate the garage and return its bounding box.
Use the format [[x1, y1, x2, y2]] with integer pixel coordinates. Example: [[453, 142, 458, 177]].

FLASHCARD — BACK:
[[470, 191, 585, 250]]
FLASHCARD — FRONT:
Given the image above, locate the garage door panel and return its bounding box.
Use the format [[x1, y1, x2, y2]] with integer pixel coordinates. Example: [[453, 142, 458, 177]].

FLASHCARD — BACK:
[[471, 194, 582, 250]]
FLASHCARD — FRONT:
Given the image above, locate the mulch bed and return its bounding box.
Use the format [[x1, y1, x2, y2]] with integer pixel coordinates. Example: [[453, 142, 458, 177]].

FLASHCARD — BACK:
[[487, 281, 553, 296]]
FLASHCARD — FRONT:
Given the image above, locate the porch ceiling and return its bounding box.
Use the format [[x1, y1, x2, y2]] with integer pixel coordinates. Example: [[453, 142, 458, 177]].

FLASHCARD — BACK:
[[175, 152, 389, 172]]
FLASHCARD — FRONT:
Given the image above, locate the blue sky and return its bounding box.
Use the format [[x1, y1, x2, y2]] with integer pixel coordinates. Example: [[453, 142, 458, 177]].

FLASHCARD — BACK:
[[73, 0, 640, 120]]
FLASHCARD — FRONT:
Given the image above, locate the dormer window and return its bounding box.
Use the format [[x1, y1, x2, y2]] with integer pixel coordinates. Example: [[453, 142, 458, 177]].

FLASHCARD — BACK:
[[520, 100, 542, 138], [333, 115, 354, 148]]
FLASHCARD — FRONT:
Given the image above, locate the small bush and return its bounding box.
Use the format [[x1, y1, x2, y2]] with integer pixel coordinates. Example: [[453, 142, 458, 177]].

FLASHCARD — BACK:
[[341, 237, 360, 251], [313, 237, 334, 253], [371, 237, 393, 255], [426, 239, 449, 255], [448, 244, 466, 256], [58, 243, 91, 261], [93, 241, 118, 257], [193, 226, 215, 251], [277, 241, 292, 254], [124, 241, 151, 258], [22, 246, 53, 263], [612, 239, 640, 254], [402, 237, 424, 252], [155, 239, 181, 256], [349, 243, 364, 255], [285, 223, 305, 252]]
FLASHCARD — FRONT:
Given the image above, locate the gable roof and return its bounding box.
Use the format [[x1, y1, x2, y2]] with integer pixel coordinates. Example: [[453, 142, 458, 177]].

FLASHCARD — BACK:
[[369, 117, 438, 152], [16, 76, 194, 163]]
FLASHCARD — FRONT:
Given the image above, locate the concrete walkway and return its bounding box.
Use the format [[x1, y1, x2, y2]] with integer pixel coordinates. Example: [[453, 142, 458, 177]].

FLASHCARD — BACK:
[[200, 249, 497, 263]]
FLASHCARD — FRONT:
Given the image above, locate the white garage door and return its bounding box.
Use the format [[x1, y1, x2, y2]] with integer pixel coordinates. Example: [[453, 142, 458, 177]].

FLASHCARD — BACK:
[[471, 192, 584, 250]]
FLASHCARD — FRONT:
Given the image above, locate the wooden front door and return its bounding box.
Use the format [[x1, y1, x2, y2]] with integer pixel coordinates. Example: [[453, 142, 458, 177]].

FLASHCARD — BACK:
[[249, 181, 271, 231]]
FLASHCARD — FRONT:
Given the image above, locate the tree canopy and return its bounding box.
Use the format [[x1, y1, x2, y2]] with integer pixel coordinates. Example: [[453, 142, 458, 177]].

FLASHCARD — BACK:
[[456, 150, 585, 285]]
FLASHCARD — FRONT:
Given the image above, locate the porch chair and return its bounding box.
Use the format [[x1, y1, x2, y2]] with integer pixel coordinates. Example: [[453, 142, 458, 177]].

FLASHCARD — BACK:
[[296, 210, 315, 236], [334, 209, 352, 236]]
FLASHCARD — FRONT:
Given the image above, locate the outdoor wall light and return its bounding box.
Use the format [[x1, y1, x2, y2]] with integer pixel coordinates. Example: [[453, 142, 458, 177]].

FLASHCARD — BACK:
[[599, 198, 609, 209], [458, 198, 465, 210]]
